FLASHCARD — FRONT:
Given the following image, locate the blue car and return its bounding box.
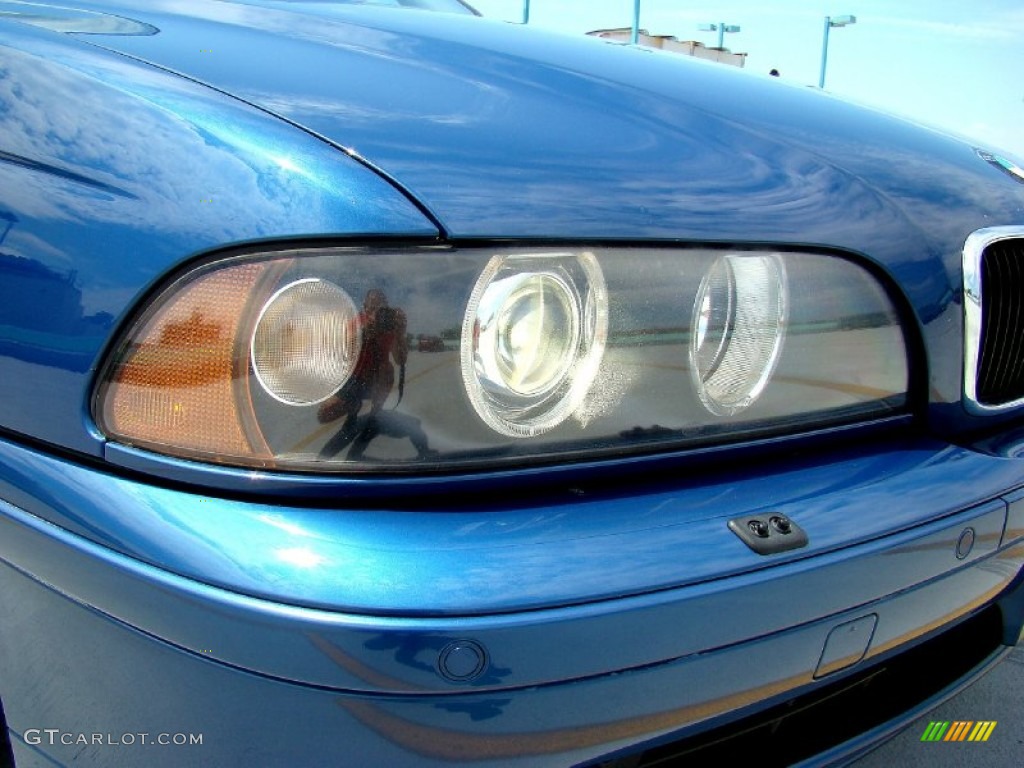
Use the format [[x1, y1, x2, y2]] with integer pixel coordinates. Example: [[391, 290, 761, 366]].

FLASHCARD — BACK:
[[2, 1, 1024, 766]]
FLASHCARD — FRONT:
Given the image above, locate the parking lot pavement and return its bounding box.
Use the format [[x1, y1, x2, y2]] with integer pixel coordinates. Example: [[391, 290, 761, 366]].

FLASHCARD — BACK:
[[852, 645, 1024, 767]]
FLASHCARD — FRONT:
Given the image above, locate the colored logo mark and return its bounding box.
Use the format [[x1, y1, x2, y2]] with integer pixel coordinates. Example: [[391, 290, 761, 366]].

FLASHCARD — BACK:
[[920, 720, 996, 742]]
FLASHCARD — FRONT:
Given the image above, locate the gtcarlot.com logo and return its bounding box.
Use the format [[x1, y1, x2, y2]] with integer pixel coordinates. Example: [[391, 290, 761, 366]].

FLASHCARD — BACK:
[[24, 729, 203, 747], [920, 720, 997, 742]]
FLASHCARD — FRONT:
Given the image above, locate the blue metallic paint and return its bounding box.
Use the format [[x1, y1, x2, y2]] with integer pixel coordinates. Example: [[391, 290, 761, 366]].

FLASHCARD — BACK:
[[0, 432, 1021, 617], [0, 472, 1018, 693], [2, 2, 1024, 766], [0, 16, 437, 456]]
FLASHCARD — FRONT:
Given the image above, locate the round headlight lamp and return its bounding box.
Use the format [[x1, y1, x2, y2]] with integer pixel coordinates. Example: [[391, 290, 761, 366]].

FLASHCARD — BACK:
[[690, 254, 787, 416], [462, 252, 608, 437], [251, 278, 362, 406]]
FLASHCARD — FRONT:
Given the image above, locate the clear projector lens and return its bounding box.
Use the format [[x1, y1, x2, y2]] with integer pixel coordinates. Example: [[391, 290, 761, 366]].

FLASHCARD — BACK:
[[463, 252, 608, 437], [487, 272, 578, 396], [690, 254, 787, 415], [251, 278, 361, 406]]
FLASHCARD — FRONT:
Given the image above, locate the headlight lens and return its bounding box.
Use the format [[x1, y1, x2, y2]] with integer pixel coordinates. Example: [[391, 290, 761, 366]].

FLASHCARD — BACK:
[[251, 278, 362, 406], [96, 246, 908, 472], [463, 252, 607, 437], [691, 254, 787, 415]]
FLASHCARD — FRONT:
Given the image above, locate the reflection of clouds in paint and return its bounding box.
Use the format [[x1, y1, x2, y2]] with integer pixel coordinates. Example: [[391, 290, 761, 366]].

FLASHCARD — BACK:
[[93, 2, 513, 138], [74, 0, 926, 245], [372, 144, 903, 243], [1, 228, 70, 266], [246, 91, 479, 128], [115, 0, 505, 95], [174, 12, 915, 243], [805, 128, 1022, 240], [0, 39, 355, 242]]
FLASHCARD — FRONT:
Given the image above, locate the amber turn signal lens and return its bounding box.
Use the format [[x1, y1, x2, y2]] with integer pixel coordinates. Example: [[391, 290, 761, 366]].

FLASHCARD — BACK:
[[101, 263, 266, 459]]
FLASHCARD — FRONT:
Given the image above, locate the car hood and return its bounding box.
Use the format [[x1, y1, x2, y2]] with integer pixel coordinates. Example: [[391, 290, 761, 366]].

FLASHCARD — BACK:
[[67, 0, 1024, 249]]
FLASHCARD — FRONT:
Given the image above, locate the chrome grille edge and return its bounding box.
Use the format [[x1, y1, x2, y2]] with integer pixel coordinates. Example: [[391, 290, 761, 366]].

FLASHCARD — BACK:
[[963, 225, 1024, 414]]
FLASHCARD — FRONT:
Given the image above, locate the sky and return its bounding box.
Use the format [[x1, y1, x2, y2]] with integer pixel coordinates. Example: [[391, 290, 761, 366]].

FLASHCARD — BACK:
[[469, 0, 1024, 160]]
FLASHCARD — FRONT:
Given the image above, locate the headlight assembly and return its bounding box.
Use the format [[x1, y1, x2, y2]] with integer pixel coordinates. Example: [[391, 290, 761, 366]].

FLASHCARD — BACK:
[[96, 246, 909, 472]]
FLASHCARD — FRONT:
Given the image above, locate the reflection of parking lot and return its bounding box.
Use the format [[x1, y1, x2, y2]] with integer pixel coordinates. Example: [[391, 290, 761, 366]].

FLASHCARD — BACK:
[[285, 324, 905, 463], [415, 334, 447, 353], [284, 350, 456, 459]]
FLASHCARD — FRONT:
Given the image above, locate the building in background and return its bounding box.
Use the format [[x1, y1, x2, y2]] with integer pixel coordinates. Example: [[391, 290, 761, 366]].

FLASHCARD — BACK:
[[587, 28, 747, 68]]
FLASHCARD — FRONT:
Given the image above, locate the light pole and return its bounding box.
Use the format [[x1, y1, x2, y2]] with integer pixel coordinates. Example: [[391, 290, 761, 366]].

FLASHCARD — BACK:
[[631, 0, 641, 44], [0, 212, 14, 246], [819, 14, 856, 89], [698, 22, 741, 49]]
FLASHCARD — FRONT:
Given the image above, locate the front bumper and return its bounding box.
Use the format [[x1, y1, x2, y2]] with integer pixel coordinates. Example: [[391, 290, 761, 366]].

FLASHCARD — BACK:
[[1, 433, 1024, 767]]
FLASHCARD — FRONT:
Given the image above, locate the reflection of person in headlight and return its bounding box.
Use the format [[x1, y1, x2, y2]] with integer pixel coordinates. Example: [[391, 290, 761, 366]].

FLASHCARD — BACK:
[[317, 290, 434, 461], [318, 288, 406, 423]]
